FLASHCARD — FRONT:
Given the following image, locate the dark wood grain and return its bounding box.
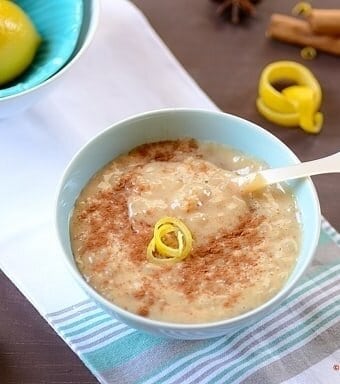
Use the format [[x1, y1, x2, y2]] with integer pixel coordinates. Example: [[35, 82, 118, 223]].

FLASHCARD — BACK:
[[1, 1, 339, 383], [0, 270, 96, 384]]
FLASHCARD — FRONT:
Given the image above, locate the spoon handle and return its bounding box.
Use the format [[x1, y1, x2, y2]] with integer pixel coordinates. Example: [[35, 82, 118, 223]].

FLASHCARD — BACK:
[[260, 151, 340, 185]]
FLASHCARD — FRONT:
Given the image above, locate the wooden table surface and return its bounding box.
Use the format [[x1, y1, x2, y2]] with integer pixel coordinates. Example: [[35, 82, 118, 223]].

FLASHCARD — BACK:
[[1, 0, 339, 382]]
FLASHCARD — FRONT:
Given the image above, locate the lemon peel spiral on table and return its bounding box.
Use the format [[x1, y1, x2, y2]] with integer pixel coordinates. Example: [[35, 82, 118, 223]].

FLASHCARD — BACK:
[[147, 217, 193, 265], [0, 0, 41, 86], [292, 2, 312, 17], [256, 61, 323, 134]]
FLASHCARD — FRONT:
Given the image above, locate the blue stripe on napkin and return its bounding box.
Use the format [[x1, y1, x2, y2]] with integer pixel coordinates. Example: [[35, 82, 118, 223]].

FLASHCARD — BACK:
[[46, 218, 340, 384]]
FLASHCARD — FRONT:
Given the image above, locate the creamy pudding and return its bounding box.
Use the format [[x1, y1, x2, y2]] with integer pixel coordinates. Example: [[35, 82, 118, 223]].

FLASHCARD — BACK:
[[70, 139, 300, 323]]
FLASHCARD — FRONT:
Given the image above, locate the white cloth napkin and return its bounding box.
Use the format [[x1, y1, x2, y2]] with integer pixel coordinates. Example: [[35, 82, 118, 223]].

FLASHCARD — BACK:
[[0, 0, 216, 311], [1, 1, 339, 384]]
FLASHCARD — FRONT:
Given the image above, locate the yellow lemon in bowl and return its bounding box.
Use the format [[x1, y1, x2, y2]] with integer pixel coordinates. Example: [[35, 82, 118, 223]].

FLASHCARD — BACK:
[[0, 0, 41, 86]]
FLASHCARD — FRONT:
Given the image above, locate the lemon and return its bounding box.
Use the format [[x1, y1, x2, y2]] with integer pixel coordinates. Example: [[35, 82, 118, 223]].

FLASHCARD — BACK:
[[0, 0, 41, 85]]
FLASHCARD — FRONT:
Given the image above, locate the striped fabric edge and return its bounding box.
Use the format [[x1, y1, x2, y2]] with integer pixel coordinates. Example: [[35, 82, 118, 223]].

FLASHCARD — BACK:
[[321, 217, 340, 247], [207, 297, 339, 384], [45, 263, 340, 362], [42, 221, 339, 383], [162, 281, 340, 384], [139, 265, 340, 384], [215, 314, 339, 384], [47, 299, 92, 317], [46, 303, 135, 354], [44, 262, 339, 361]]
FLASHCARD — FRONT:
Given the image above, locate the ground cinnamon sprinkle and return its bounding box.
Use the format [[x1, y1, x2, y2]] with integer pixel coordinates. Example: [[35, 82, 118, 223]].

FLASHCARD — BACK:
[[223, 292, 242, 308], [131, 139, 200, 162], [75, 140, 263, 310], [76, 139, 202, 259], [137, 306, 149, 317], [71, 139, 298, 321], [77, 174, 152, 262], [177, 214, 265, 300]]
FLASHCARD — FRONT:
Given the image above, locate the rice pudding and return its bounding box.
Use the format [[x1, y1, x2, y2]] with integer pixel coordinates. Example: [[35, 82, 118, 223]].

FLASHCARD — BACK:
[[70, 139, 300, 323]]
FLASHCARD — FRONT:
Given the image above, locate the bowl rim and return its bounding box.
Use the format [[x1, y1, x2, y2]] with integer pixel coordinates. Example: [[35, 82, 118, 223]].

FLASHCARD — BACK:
[[56, 108, 321, 331], [0, 0, 100, 101]]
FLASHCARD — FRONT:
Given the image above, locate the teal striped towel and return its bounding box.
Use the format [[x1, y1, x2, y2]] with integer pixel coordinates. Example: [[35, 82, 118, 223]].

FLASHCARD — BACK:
[[1, 1, 339, 383], [46, 218, 340, 384]]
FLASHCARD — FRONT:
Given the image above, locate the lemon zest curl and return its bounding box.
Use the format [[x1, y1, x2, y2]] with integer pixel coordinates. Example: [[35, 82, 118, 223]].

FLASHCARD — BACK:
[[147, 217, 193, 265]]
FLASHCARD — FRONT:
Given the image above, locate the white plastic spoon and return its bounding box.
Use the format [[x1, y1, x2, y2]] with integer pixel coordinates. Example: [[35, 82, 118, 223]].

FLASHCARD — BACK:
[[233, 151, 340, 192]]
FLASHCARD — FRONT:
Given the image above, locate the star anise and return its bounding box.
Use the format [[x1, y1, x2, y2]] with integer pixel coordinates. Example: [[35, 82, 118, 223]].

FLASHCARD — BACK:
[[211, 0, 261, 24]]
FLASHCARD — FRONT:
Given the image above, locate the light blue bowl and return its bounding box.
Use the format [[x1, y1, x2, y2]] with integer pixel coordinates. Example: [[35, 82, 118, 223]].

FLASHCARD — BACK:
[[0, 0, 99, 119], [56, 109, 321, 339], [0, 0, 83, 98]]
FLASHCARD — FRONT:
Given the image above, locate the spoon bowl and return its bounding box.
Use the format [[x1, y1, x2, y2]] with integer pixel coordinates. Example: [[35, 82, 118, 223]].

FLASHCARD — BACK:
[[235, 151, 340, 192]]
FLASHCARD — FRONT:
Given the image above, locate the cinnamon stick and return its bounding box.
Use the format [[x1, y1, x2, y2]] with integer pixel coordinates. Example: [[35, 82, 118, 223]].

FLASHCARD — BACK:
[[267, 14, 340, 56], [308, 9, 340, 36]]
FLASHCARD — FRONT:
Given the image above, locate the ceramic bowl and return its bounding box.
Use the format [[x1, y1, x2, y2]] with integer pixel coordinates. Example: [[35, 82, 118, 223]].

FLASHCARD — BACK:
[[0, 0, 99, 118], [56, 109, 321, 340], [0, 0, 83, 98]]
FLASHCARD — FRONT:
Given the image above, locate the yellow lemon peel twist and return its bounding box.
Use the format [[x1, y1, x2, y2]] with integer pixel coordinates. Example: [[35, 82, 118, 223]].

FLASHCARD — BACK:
[[256, 61, 323, 134], [292, 2, 312, 16], [300, 46, 317, 60], [147, 217, 193, 265]]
